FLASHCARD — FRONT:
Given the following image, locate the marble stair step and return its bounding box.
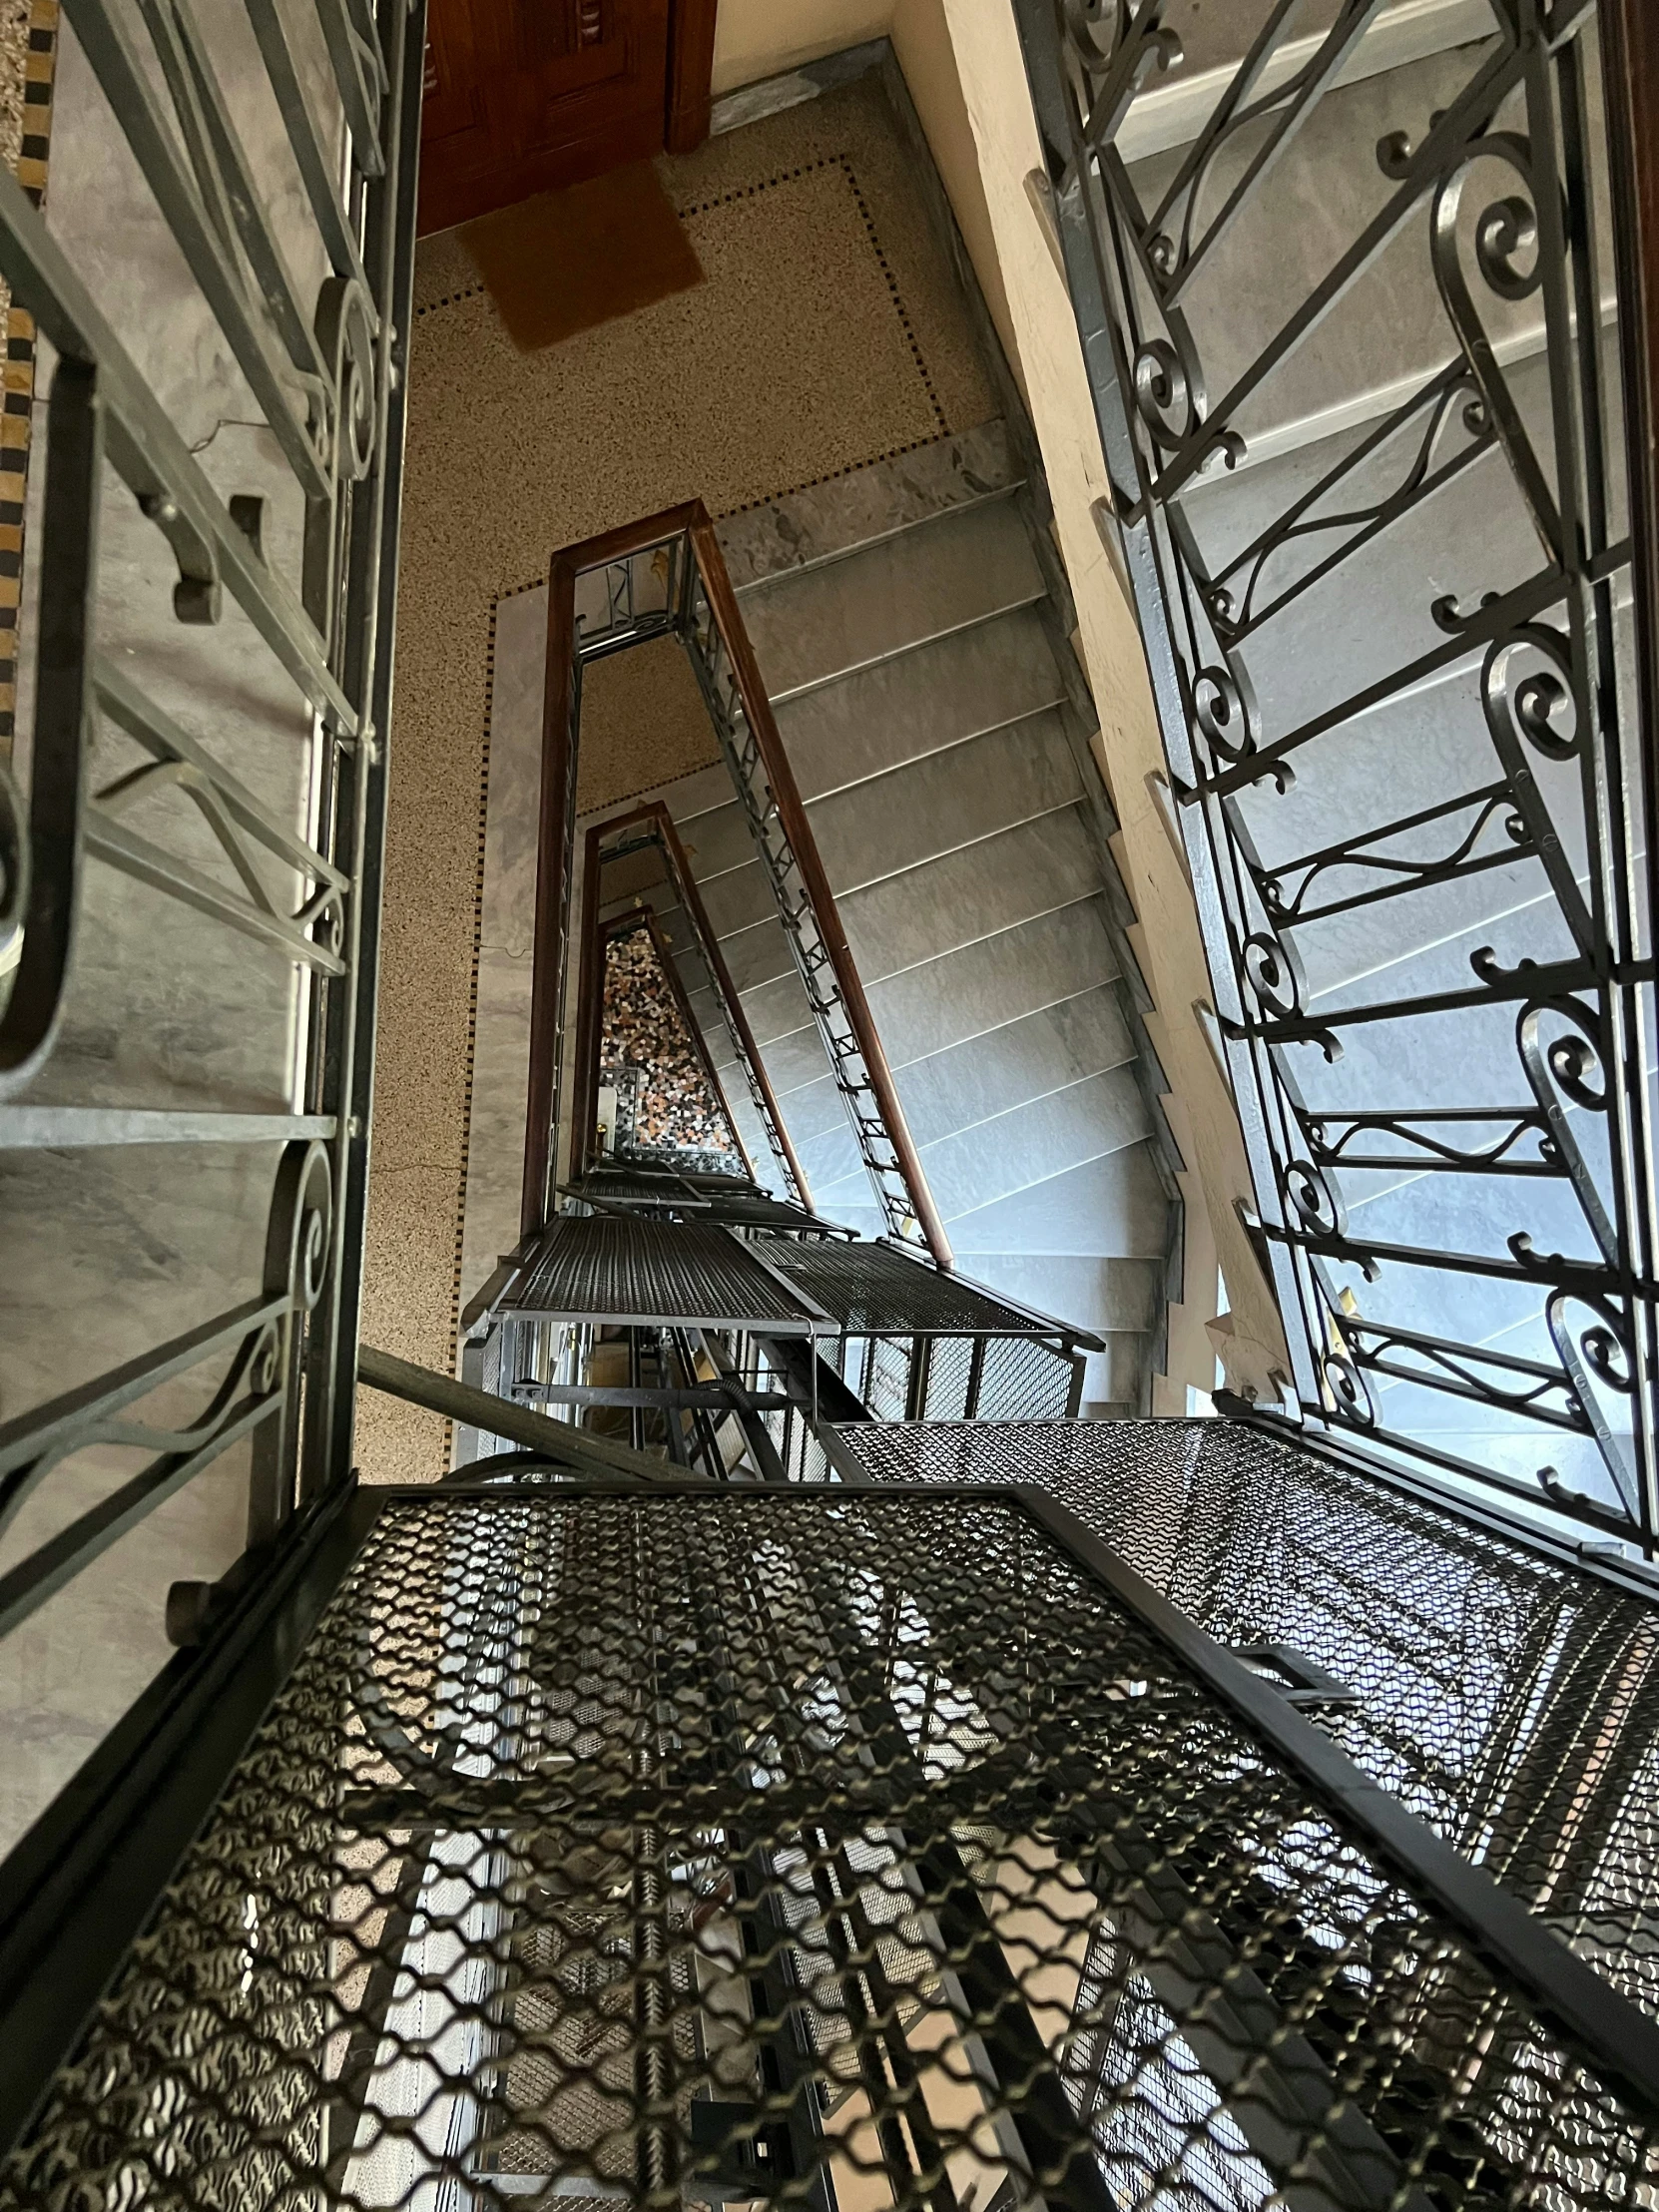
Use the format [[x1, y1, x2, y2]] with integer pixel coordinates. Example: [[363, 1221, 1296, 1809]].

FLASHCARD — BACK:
[[717, 419, 1019, 590], [865, 900, 1123, 1070], [773, 604, 1066, 801], [805, 1062, 1151, 1223], [689, 714, 1086, 942], [963, 1252, 1162, 1340], [779, 986, 1136, 1166], [742, 493, 1045, 702], [937, 1143, 1171, 1259], [668, 604, 1069, 897], [840, 809, 1101, 988]]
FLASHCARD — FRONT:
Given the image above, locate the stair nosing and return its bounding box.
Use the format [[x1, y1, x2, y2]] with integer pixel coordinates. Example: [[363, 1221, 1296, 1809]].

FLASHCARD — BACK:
[[731, 477, 1028, 600], [681, 704, 1077, 893], [764, 590, 1050, 708]]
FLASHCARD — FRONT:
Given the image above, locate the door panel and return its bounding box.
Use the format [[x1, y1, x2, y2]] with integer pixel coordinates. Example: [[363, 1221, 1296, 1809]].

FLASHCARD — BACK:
[[420, 0, 675, 234]]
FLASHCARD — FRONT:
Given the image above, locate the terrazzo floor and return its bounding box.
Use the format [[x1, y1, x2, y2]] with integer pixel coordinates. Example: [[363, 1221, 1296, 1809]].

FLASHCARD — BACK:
[[361, 63, 996, 1480]]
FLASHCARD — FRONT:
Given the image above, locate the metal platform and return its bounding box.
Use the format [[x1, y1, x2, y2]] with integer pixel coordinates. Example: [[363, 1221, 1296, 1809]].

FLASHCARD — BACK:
[[497, 1214, 833, 1333], [568, 1165, 846, 1237], [752, 1235, 1104, 1345], [6, 1483, 1655, 2212], [844, 1415, 1659, 2028]]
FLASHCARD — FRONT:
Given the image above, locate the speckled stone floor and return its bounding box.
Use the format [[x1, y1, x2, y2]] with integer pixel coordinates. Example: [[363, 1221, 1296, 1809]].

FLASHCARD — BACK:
[[601, 924, 741, 1166], [361, 67, 996, 1480]]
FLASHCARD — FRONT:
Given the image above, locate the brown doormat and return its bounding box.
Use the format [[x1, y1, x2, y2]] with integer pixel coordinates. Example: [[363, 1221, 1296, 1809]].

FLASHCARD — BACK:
[[460, 161, 704, 351]]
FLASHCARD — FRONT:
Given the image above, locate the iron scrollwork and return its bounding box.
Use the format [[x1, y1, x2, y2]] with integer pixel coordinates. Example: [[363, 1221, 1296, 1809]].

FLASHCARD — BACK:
[[1018, 0, 1659, 1544], [0, 0, 422, 1648]]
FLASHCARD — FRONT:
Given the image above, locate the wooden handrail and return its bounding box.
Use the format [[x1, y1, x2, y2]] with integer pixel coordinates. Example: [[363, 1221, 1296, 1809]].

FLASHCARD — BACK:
[[687, 511, 953, 1267], [522, 498, 949, 1265]]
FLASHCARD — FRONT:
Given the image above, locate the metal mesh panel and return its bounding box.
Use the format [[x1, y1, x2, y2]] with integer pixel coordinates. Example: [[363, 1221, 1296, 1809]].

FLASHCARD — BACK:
[[849, 1336, 910, 1422], [7, 1489, 1655, 2212], [501, 1217, 825, 1331], [975, 1338, 1076, 1420], [922, 1338, 974, 1420], [844, 1419, 1659, 2025], [756, 1241, 1071, 1340]]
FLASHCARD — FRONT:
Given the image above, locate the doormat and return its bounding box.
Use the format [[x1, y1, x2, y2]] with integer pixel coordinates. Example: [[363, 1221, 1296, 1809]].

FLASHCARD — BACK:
[[460, 160, 704, 351]]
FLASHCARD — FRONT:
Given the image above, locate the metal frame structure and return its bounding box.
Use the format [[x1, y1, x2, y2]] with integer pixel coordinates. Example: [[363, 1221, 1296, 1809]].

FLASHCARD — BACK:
[[6, 1469, 1659, 2206], [519, 500, 951, 1263], [0, 0, 422, 1628], [1015, 0, 1659, 1549]]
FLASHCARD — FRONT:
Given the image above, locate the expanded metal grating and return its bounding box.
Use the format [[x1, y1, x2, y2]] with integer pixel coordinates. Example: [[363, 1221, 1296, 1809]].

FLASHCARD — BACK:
[[569, 1171, 840, 1236], [6, 1486, 1658, 2212], [500, 1216, 830, 1333], [844, 1419, 1659, 2028], [755, 1240, 1093, 1343]]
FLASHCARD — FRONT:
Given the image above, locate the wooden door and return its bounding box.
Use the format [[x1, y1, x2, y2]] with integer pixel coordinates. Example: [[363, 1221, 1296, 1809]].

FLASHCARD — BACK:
[[419, 0, 698, 235]]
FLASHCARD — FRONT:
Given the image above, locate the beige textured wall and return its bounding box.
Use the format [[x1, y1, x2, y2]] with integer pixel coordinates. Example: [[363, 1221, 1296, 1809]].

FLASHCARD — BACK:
[[711, 0, 893, 95], [889, 0, 1023, 399], [926, 0, 1292, 1402], [710, 0, 1022, 402]]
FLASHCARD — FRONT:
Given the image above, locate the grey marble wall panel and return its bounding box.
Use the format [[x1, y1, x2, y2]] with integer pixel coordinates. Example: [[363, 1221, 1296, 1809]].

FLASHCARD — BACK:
[[719, 419, 1017, 590]]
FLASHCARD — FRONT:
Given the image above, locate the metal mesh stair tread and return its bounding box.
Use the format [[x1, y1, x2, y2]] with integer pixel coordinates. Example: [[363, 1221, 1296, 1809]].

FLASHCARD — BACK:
[[751, 1235, 1100, 1342], [10, 1487, 1654, 2212], [499, 1215, 830, 1331], [841, 1415, 1659, 2028]]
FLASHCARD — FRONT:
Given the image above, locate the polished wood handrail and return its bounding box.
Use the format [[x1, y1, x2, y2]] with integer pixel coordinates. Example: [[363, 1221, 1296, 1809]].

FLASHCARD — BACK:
[[522, 499, 949, 1265], [688, 511, 953, 1267]]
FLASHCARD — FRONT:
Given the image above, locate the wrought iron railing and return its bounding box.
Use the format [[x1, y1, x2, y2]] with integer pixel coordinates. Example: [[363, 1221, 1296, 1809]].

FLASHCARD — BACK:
[[0, 0, 420, 1818], [1016, 0, 1659, 1550], [519, 501, 951, 1263], [568, 799, 811, 1203]]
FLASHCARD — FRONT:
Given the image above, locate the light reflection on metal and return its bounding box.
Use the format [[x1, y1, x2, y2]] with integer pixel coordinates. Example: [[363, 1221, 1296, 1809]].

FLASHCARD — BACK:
[[1015, 0, 1659, 1548]]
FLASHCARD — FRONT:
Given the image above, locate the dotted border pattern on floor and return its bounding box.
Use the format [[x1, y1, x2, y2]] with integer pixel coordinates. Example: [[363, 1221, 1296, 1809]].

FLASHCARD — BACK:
[[0, 0, 57, 746]]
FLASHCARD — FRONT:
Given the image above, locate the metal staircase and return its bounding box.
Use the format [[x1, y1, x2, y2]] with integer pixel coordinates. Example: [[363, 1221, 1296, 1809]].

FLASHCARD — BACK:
[[4, 4, 1659, 2211]]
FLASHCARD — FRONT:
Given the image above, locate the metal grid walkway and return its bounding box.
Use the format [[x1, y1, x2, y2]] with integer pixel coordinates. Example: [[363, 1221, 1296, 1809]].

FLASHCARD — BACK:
[[8, 1485, 1655, 2212], [500, 1215, 831, 1332], [571, 1167, 840, 1236], [844, 1416, 1659, 2029], [754, 1236, 1101, 1343]]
